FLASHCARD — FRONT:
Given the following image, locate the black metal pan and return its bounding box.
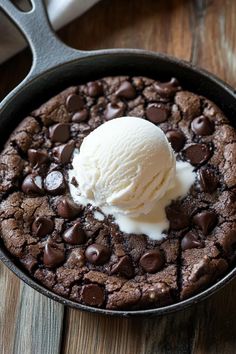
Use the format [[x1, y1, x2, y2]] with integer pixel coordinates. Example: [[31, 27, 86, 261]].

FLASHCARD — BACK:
[[0, 0, 235, 317]]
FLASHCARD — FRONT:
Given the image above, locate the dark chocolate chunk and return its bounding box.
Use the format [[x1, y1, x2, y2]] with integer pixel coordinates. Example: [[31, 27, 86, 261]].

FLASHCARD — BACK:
[[111, 255, 134, 278], [115, 81, 136, 99], [66, 94, 84, 113], [32, 217, 54, 237], [22, 174, 44, 194], [81, 284, 104, 306], [104, 103, 124, 120], [44, 171, 65, 195], [155, 78, 180, 98], [139, 250, 164, 273], [166, 206, 190, 230], [191, 115, 215, 136], [183, 144, 212, 165], [43, 243, 65, 268], [146, 103, 168, 123], [166, 130, 186, 152], [28, 149, 48, 167], [87, 81, 103, 97], [181, 232, 203, 251], [57, 197, 82, 219], [72, 109, 88, 122], [193, 211, 217, 235], [199, 168, 218, 193], [52, 141, 74, 164], [49, 123, 70, 143], [85, 244, 110, 265], [63, 222, 86, 245]]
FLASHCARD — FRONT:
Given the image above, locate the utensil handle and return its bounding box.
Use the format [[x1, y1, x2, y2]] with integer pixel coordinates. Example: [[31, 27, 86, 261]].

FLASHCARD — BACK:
[[0, 0, 87, 77]]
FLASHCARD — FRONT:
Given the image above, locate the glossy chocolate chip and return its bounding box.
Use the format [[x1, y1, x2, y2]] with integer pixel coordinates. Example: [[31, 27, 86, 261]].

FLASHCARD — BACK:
[[81, 284, 104, 306], [115, 81, 136, 99], [191, 115, 215, 136], [72, 109, 88, 122], [146, 103, 168, 123], [166, 130, 186, 152], [139, 250, 164, 273], [66, 94, 84, 113], [199, 168, 218, 193], [49, 123, 70, 143], [53, 141, 74, 164], [181, 232, 203, 251], [155, 78, 180, 97], [57, 197, 82, 219], [193, 211, 217, 235], [44, 171, 65, 195], [183, 144, 212, 165], [22, 174, 44, 194], [166, 206, 190, 230], [104, 103, 124, 120], [85, 244, 110, 265], [111, 255, 134, 278], [28, 149, 48, 167], [87, 82, 103, 97], [63, 223, 86, 245], [32, 217, 54, 237], [43, 243, 65, 268]]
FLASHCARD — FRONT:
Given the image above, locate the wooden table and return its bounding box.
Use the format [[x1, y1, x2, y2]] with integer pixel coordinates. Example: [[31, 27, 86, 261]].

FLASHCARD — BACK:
[[0, 0, 236, 353]]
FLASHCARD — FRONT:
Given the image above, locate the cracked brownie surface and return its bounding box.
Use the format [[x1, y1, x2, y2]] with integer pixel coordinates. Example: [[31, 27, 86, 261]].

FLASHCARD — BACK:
[[0, 76, 235, 310]]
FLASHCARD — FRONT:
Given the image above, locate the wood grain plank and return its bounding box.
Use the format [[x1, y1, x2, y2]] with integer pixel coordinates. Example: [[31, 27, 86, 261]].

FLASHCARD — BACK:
[[0, 264, 64, 354], [58, 0, 192, 60], [191, 0, 236, 87], [0, 263, 21, 354]]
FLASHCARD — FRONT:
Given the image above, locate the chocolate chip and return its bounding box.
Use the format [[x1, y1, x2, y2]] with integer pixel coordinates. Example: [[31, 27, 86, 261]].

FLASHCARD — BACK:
[[49, 123, 70, 143], [166, 206, 190, 230], [32, 217, 54, 237], [72, 109, 88, 122], [28, 149, 48, 167], [81, 284, 104, 306], [104, 103, 124, 120], [87, 82, 103, 97], [66, 94, 84, 113], [44, 171, 65, 195], [52, 141, 74, 164], [63, 222, 86, 245], [57, 197, 82, 219], [155, 78, 180, 97], [71, 176, 78, 187], [181, 232, 203, 251], [22, 174, 44, 194], [183, 144, 212, 165], [146, 103, 168, 123], [193, 211, 217, 235], [139, 250, 164, 273], [199, 168, 218, 193], [115, 81, 136, 99], [85, 244, 110, 265], [166, 130, 186, 152], [191, 115, 215, 136], [43, 243, 65, 268], [111, 255, 134, 278]]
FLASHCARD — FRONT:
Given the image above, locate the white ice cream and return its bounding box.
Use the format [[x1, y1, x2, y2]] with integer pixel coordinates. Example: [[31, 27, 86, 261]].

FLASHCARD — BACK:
[[69, 117, 196, 240]]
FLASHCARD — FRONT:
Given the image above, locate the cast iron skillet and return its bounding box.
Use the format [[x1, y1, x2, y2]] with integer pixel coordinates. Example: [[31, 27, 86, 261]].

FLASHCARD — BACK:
[[0, 0, 236, 317]]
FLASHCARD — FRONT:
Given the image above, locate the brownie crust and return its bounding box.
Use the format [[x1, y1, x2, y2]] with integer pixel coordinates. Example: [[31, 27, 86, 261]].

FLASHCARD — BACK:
[[0, 76, 235, 310]]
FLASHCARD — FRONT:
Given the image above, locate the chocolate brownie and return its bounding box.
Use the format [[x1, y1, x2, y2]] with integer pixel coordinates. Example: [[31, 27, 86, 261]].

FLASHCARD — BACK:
[[0, 76, 235, 310]]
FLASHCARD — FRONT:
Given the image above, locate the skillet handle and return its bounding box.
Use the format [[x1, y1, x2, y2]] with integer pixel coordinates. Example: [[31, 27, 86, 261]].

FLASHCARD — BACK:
[[0, 0, 87, 78]]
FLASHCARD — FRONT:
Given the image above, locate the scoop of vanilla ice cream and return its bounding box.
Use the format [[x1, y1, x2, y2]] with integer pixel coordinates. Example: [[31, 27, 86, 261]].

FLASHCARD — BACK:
[[70, 117, 176, 216]]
